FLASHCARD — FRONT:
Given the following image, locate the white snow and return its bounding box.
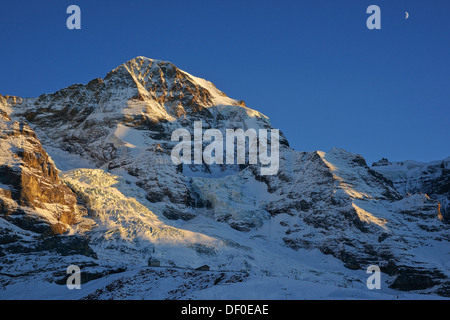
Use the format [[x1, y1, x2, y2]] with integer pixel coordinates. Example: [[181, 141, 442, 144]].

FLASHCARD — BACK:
[[113, 124, 149, 148]]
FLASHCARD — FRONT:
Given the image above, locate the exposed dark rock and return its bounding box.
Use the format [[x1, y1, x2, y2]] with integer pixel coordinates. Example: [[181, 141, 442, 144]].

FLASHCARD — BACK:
[[53, 265, 126, 285], [35, 235, 97, 258], [229, 221, 254, 232], [162, 206, 196, 221], [389, 268, 445, 291]]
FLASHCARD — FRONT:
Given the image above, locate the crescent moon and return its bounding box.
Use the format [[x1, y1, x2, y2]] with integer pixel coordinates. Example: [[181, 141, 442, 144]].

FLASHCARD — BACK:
[[405, 12, 409, 19]]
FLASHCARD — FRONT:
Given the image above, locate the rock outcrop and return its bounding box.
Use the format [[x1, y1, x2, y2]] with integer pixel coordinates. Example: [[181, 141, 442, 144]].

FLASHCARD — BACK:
[[0, 110, 82, 235]]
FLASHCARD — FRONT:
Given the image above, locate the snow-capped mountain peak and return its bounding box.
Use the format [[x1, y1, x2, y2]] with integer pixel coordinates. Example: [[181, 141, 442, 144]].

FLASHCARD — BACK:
[[104, 56, 245, 117], [0, 57, 449, 299]]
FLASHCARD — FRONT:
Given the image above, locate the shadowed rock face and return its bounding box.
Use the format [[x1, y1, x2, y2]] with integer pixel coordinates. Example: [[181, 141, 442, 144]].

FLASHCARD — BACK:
[[0, 111, 80, 235]]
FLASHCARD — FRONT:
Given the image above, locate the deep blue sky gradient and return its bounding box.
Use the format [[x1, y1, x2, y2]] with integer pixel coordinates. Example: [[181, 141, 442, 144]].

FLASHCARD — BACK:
[[0, 0, 449, 164]]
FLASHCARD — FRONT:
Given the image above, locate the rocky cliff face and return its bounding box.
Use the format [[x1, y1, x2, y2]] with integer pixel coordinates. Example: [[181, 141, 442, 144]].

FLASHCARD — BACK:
[[0, 110, 81, 235], [0, 57, 448, 298]]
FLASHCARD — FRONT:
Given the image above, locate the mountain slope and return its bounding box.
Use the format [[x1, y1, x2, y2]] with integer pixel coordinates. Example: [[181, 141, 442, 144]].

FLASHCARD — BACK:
[[372, 157, 450, 223]]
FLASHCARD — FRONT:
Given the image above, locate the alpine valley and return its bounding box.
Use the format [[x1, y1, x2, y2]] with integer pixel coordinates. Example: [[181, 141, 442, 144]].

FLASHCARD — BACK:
[[0, 57, 448, 299]]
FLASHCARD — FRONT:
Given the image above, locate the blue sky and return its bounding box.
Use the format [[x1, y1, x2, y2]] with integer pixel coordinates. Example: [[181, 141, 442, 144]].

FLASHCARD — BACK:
[[0, 0, 449, 165]]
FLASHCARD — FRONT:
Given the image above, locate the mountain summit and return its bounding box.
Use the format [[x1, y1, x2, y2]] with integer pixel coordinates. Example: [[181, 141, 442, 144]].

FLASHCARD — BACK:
[[106, 56, 246, 112], [0, 57, 448, 299]]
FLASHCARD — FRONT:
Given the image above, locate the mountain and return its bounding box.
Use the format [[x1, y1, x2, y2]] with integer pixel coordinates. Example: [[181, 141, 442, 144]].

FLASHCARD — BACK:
[[0, 57, 448, 299], [372, 157, 450, 223]]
